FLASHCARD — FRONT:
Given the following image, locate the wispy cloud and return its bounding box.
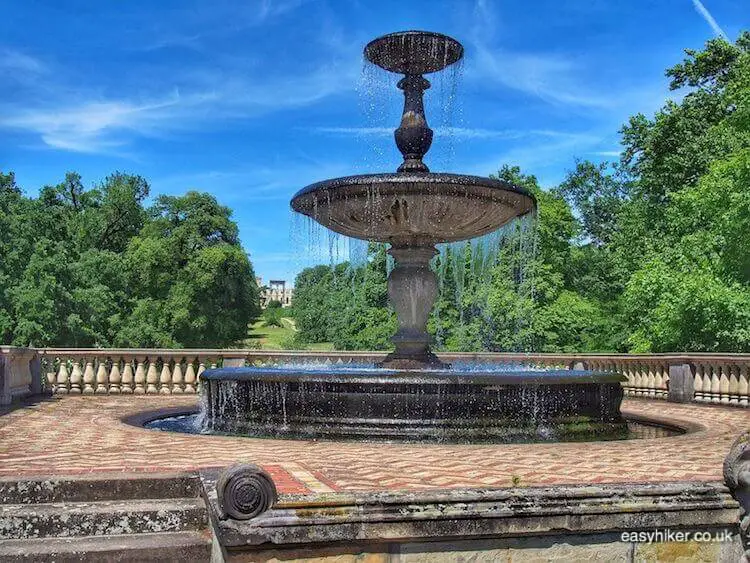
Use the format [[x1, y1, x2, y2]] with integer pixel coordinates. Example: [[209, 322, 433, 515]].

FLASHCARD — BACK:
[[0, 48, 45, 73], [469, 45, 616, 109], [691, 0, 728, 39], [467, 130, 607, 185], [0, 93, 201, 154], [153, 159, 351, 203], [0, 60, 355, 154]]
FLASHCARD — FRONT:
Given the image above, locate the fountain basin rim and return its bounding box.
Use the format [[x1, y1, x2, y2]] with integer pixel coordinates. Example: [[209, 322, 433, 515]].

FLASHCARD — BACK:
[[364, 30, 464, 75], [291, 172, 535, 205], [200, 367, 627, 385]]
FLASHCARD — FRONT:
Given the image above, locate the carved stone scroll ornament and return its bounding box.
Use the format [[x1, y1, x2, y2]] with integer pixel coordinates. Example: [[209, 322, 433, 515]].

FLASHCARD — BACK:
[[216, 463, 277, 520]]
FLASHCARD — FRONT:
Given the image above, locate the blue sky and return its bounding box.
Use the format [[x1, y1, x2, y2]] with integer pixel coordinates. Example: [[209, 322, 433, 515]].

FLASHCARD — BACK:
[[2, 0, 748, 282]]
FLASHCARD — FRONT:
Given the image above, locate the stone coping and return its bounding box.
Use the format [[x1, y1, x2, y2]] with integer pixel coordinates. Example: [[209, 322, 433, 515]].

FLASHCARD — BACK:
[[200, 475, 739, 548], [35, 347, 750, 362]]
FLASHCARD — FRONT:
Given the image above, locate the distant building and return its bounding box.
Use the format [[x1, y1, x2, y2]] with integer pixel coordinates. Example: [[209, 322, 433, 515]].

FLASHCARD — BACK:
[[256, 277, 294, 308]]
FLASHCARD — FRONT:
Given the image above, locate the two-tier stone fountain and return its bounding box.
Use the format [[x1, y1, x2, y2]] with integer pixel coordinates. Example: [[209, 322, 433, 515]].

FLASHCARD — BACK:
[[200, 31, 626, 442]]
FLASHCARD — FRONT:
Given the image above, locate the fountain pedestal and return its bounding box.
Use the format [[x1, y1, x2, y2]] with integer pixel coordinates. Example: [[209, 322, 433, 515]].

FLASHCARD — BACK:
[[379, 245, 446, 370]]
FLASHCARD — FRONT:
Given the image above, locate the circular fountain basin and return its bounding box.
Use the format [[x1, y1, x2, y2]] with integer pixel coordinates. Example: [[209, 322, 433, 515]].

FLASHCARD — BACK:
[[290, 173, 535, 245], [196, 366, 628, 443]]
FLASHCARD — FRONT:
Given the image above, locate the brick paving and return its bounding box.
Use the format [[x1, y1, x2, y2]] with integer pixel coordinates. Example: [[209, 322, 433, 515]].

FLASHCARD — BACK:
[[0, 396, 747, 496]]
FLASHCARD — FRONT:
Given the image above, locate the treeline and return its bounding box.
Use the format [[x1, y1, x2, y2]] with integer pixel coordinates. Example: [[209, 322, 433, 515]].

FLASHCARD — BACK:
[[0, 172, 260, 347], [292, 33, 750, 353]]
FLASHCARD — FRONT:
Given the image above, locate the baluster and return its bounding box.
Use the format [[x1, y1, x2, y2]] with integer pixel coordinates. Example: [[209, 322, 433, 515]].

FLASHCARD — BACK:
[[720, 363, 731, 404], [693, 364, 704, 402], [662, 363, 670, 399], [710, 363, 721, 404], [45, 357, 56, 391], [82, 358, 95, 394], [109, 358, 122, 394], [645, 364, 655, 398], [134, 356, 146, 394], [729, 364, 740, 405], [633, 364, 643, 397], [120, 357, 134, 394], [159, 357, 173, 394], [623, 363, 633, 397], [638, 363, 648, 397], [184, 359, 197, 394], [702, 363, 713, 402], [739, 364, 750, 407], [654, 365, 664, 400], [172, 357, 184, 394], [197, 358, 208, 392], [56, 361, 70, 394], [95, 359, 108, 394], [70, 359, 83, 394], [146, 358, 158, 394]]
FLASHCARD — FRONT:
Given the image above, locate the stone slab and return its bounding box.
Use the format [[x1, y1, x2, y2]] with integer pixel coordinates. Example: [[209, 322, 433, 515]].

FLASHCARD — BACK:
[[0, 531, 212, 562], [0, 498, 207, 539]]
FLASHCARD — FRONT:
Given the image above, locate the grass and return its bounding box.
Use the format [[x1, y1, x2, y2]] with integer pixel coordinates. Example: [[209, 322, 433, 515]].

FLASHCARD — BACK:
[[245, 317, 334, 351]]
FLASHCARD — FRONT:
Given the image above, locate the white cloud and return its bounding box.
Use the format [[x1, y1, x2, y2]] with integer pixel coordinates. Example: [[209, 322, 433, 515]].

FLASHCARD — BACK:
[[591, 150, 621, 157], [691, 0, 728, 39]]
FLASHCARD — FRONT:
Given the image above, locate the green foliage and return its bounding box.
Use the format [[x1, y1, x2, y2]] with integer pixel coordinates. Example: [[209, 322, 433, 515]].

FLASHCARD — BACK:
[[0, 172, 260, 347], [263, 306, 284, 328]]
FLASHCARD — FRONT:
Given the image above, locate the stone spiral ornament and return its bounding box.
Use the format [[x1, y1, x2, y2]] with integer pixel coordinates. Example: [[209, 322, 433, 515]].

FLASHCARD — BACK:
[[217, 463, 277, 520]]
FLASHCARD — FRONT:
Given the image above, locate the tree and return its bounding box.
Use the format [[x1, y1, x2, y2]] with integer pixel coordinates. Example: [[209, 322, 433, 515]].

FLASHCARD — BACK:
[[0, 172, 260, 348]]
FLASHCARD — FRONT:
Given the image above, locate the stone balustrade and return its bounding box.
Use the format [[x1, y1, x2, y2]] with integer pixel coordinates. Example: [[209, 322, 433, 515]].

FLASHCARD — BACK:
[[22, 349, 750, 406]]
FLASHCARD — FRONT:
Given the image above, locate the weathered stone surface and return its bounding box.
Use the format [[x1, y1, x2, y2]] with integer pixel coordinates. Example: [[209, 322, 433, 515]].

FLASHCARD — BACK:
[[0, 531, 212, 562], [223, 532, 744, 562], [0, 498, 207, 539], [0, 473, 201, 504], [399, 536, 633, 562], [634, 538, 743, 562], [0, 347, 41, 406], [668, 363, 695, 403], [0, 472, 213, 561], [203, 476, 740, 551]]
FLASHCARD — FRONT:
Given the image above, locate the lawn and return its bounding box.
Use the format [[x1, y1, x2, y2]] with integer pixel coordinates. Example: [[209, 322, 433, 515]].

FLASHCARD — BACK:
[[245, 317, 334, 350]]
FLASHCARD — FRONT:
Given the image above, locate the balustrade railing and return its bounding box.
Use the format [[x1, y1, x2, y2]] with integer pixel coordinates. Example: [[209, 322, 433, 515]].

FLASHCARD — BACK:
[[29, 349, 750, 406]]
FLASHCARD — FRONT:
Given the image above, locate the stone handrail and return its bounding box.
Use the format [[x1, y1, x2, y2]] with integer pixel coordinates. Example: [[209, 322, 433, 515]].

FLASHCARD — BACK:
[[31, 348, 750, 406]]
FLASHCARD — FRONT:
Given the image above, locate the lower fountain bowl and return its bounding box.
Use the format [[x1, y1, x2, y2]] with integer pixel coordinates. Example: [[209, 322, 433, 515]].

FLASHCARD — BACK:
[[200, 367, 628, 443]]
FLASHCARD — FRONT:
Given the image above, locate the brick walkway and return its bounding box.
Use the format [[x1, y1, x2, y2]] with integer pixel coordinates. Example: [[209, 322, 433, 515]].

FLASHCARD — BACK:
[[0, 396, 746, 496]]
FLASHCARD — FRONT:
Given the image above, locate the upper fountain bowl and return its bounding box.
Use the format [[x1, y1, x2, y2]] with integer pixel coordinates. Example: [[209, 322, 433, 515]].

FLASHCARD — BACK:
[[290, 172, 535, 246], [364, 30, 464, 75]]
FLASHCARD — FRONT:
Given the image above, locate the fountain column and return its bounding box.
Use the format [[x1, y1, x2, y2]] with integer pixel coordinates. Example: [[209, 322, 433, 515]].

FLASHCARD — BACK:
[[379, 245, 445, 369]]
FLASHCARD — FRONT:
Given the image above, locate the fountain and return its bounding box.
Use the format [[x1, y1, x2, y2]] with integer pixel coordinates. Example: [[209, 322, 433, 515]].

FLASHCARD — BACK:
[[197, 31, 627, 442]]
